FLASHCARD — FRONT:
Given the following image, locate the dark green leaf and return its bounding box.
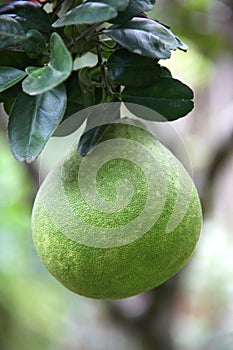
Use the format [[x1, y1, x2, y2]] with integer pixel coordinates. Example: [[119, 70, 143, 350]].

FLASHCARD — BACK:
[[53, 73, 86, 136], [78, 124, 110, 156], [105, 18, 187, 59], [0, 50, 29, 68], [53, 2, 117, 27], [0, 66, 26, 92], [3, 97, 16, 115], [111, 0, 156, 24], [88, 0, 129, 12], [8, 84, 67, 162], [20, 29, 47, 54], [107, 48, 161, 87], [0, 1, 51, 32], [0, 15, 25, 49], [161, 66, 172, 77], [78, 68, 95, 107], [0, 83, 21, 114], [122, 78, 194, 121], [65, 71, 84, 105], [0, 81, 21, 101], [78, 103, 121, 155], [22, 33, 72, 95]]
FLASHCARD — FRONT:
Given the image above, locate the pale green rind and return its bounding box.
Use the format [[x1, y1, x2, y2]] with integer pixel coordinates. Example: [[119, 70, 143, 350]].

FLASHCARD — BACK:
[[32, 123, 202, 299]]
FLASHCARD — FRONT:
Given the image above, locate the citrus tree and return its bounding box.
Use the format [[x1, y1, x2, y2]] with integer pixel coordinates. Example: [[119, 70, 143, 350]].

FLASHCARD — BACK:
[[0, 0, 194, 160], [0, 0, 202, 302]]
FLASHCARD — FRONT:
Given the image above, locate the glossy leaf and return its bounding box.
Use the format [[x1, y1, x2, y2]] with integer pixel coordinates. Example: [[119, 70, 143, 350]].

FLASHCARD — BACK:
[[78, 124, 110, 156], [107, 48, 161, 87], [105, 18, 187, 59], [0, 16, 25, 49], [175, 36, 188, 52], [8, 85, 67, 162], [73, 52, 98, 70], [22, 33, 72, 95], [111, 0, 156, 23], [0, 67, 26, 92], [21, 29, 47, 54], [78, 103, 121, 155], [53, 2, 117, 27], [88, 0, 129, 12], [122, 78, 194, 121], [0, 1, 51, 32]]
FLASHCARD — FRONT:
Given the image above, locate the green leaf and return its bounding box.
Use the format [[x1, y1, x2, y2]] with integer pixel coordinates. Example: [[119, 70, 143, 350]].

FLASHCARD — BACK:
[[53, 73, 86, 137], [161, 66, 172, 77], [0, 83, 21, 114], [88, 0, 129, 12], [0, 50, 29, 68], [8, 84, 67, 162], [111, 0, 156, 23], [53, 2, 118, 27], [73, 52, 98, 70], [0, 1, 51, 32], [105, 18, 187, 59], [20, 29, 47, 54], [175, 36, 188, 52], [0, 67, 26, 92], [122, 78, 194, 121], [22, 33, 72, 95], [78, 68, 95, 107], [0, 15, 25, 49], [107, 48, 161, 87], [78, 124, 110, 156], [78, 103, 121, 155]]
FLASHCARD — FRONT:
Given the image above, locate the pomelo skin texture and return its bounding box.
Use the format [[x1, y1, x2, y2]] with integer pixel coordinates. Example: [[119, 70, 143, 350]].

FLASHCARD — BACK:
[[32, 122, 202, 300]]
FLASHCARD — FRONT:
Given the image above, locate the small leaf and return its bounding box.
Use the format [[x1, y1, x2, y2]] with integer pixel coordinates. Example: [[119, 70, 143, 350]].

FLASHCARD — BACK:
[[0, 15, 25, 49], [111, 0, 156, 23], [88, 0, 129, 12], [122, 78, 194, 121], [107, 48, 161, 87], [22, 33, 72, 95], [53, 2, 117, 27], [25, 66, 40, 74], [8, 84, 67, 162], [105, 18, 186, 60], [0, 66, 26, 92], [73, 52, 98, 70], [0, 1, 51, 32]]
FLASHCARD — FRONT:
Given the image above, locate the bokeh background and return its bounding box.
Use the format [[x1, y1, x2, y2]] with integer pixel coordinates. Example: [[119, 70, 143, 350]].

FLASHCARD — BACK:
[[0, 0, 233, 349]]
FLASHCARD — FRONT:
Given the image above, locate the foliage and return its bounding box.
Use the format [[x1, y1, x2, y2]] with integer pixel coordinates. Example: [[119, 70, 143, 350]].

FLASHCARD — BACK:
[[0, 0, 194, 161]]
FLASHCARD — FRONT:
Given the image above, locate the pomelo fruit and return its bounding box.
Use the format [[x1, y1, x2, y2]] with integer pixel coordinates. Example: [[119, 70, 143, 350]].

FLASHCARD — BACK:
[[32, 122, 202, 299]]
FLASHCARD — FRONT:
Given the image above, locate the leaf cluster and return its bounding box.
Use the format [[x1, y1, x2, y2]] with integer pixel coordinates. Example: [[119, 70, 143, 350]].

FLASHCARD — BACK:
[[0, 0, 194, 161]]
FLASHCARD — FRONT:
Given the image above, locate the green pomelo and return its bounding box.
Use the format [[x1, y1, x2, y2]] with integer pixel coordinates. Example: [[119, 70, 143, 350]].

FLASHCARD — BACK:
[[32, 122, 202, 299]]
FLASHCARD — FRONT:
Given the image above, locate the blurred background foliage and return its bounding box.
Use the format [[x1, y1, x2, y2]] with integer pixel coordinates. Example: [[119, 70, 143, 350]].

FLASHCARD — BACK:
[[0, 0, 233, 349]]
